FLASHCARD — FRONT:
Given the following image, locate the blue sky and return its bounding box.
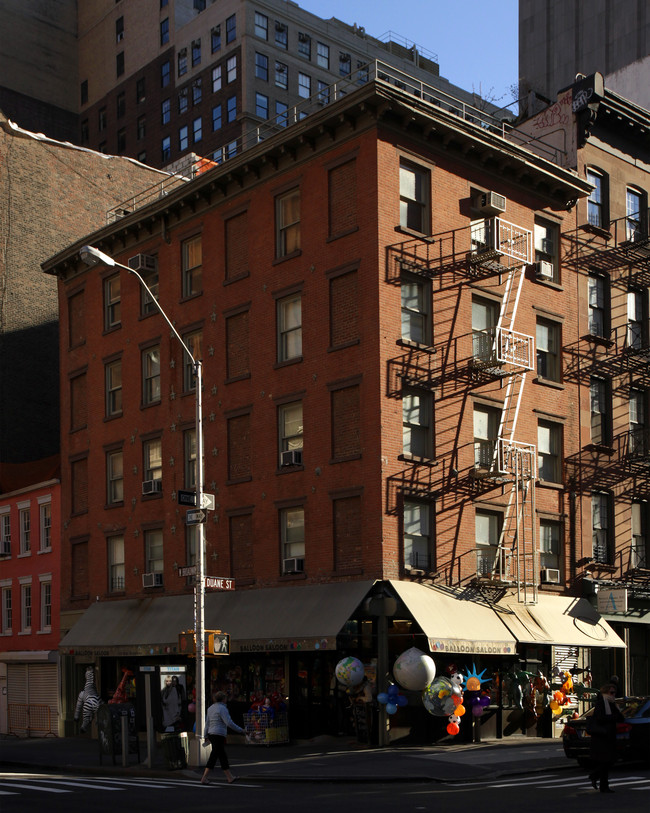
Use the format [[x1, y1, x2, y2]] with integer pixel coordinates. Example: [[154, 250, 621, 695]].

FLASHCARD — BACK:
[[296, 0, 519, 108]]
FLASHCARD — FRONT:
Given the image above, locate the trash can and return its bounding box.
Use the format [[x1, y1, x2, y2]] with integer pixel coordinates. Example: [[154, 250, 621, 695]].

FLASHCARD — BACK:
[[160, 731, 189, 769]]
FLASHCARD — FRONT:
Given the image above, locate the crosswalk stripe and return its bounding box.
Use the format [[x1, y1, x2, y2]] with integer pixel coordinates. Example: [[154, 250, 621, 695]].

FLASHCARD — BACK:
[[0, 782, 70, 793]]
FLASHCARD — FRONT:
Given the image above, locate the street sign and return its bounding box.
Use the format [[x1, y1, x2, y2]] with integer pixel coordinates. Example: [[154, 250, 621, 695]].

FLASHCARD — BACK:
[[201, 493, 215, 511], [178, 565, 197, 577], [186, 509, 206, 525], [204, 576, 235, 590], [178, 489, 197, 506]]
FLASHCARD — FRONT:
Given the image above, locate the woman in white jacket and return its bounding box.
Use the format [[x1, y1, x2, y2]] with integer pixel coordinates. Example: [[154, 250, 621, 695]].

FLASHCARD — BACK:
[[200, 691, 245, 784]]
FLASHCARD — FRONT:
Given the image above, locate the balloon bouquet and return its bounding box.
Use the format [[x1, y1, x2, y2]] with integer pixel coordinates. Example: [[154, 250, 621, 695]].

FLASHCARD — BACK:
[[422, 662, 491, 736]]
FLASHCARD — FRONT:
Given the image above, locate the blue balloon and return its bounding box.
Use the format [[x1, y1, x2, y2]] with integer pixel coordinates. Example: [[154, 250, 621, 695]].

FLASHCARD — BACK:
[[377, 692, 389, 704], [396, 695, 408, 707], [387, 685, 399, 697], [386, 703, 398, 714]]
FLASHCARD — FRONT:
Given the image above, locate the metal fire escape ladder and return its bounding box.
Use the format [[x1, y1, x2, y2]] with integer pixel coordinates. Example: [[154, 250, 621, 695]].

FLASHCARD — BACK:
[[490, 263, 538, 603]]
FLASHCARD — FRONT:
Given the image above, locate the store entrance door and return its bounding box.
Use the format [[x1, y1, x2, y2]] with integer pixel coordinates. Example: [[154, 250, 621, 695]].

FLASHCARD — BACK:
[[288, 653, 337, 739]]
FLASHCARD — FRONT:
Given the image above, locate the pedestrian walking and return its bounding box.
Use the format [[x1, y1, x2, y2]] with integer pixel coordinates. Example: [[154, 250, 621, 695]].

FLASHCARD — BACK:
[[588, 682, 624, 793], [200, 691, 245, 784]]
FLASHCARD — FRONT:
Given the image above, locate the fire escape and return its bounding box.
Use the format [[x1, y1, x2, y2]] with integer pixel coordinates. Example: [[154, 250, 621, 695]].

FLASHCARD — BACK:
[[387, 211, 537, 601]]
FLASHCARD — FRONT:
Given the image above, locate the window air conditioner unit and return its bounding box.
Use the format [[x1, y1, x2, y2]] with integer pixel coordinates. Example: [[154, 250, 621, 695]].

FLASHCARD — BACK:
[[282, 557, 304, 575], [541, 567, 561, 584], [128, 253, 156, 273], [476, 191, 506, 215], [536, 260, 554, 279], [142, 479, 162, 495], [281, 449, 303, 467], [298, 32, 310, 42], [142, 572, 164, 588]]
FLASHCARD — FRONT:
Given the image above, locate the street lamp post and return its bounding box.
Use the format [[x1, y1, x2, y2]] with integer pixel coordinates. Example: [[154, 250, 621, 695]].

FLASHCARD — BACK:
[[80, 245, 207, 759]]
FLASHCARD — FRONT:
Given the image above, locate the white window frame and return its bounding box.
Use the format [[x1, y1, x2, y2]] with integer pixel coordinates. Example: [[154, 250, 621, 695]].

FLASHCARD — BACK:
[[402, 388, 432, 459], [1, 509, 10, 556], [401, 275, 430, 344], [279, 402, 303, 459], [20, 580, 31, 633], [19, 503, 30, 555], [536, 318, 561, 381], [399, 160, 429, 234], [1, 582, 12, 633], [144, 438, 163, 482], [539, 519, 561, 571], [281, 506, 304, 562], [108, 534, 125, 593], [538, 421, 562, 483], [403, 500, 431, 571], [39, 576, 52, 631], [38, 499, 52, 552]]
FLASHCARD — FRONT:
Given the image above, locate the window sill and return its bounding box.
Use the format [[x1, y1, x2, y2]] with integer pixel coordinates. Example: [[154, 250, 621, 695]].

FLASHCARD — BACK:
[[532, 276, 563, 291], [394, 225, 432, 241], [142, 492, 163, 500], [396, 339, 436, 354], [326, 226, 359, 242], [274, 356, 302, 369], [179, 290, 203, 304], [37, 548, 52, 555], [398, 454, 438, 467], [533, 377, 564, 390], [104, 413, 123, 423], [223, 270, 250, 286], [580, 223, 612, 239], [279, 572, 306, 581], [226, 475, 253, 485], [330, 453, 362, 464], [328, 339, 360, 353], [277, 465, 304, 474], [140, 401, 161, 410], [225, 373, 251, 384], [582, 334, 614, 349], [17, 552, 31, 558], [537, 479, 564, 490], [272, 249, 302, 265], [102, 325, 122, 337], [105, 501, 125, 510], [585, 443, 615, 455]]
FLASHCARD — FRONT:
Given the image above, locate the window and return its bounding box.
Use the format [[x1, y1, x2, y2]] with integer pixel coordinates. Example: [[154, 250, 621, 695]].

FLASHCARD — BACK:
[[226, 140, 237, 159], [539, 519, 561, 571], [108, 535, 125, 592], [227, 95, 237, 122], [255, 93, 268, 118], [160, 18, 169, 45], [184, 429, 196, 488], [1, 512, 10, 556], [116, 92, 125, 118], [181, 235, 202, 297], [212, 65, 222, 92], [212, 104, 222, 130], [316, 42, 329, 68], [400, 160, 429, 233], [211, 23, 221, 51], [402, 389, 432, 458], [538, 421, 562, 482], [193, 79, 202, 105], [104, 275, 121, 330], [145, 529, 164, 581], [20, 583, 31, 632], [255, 52, 268, 80], [143, 438, 162, 482], [298, 32, 311, 59], [626, 188, 645, 242], [255, 12, 268, 39], [275, 21, 288, 49], [401, 276, 430, 344], [592, 492, 611, 564], [534, 218, 559, 281], [80, 119, 89, 144], [1, 585, 11, 633], [627, 289, 645, 350], [136, 77, 146, 103], [178, 49, 187, 77], [137, 115, 146, 140], [193, 116, 202, 142], [404, 501, 431, 571], [279, 402, 303, 462], [161, 60, 170, 87], [275, 100, 288, 127], [192, 38, 201, 66], [277, 294, 302, 361], [183, 330, 202, 391], [179, 89, 188, 114], [142, 346, 160, 405], [631, 502, 649, 569], [472, 296, 498, 362], [19, 506, 30, 555], [629, 388, 647, 458], [317, 80, 329, 105], [80, 79, 88, 105], [298, 72, 311, 98], [161, 135, 171, 163], [475, 509, 503, 576], [107, 450, 124, 505], [105, 358, 122, 416], [98, 107, 106, 130], [116, 51, 124, 77], [40, 580, 51, 630], [276, 188, 300, 257], [116, 128, 126, 153], [587, 273, 608, 338], [281, 507, 304, 568], [357, 62, 369, 83], [275, 61, 288, 89], [140, 263, 159, 316], [226, 55, 237, 83], [590, 376, 610, 446], [226, 13, 236, 43], [39, 502, 51, 551], [178, 124, 190, 152], [586, 169, 607, 229], [474, 404, 500, 470], [536, 318, 561, 381], [339, 51, 351, 76]]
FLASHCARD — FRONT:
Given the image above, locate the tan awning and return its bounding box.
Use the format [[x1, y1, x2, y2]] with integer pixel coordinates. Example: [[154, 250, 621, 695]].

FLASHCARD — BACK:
[[494, 592, 626, 649], [59, 581, 374, 656], [388, 580, 518, 656]]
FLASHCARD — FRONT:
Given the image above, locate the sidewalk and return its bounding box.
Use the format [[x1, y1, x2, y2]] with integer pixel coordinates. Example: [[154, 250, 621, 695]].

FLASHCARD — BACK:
[[0, 732, 573, 784]]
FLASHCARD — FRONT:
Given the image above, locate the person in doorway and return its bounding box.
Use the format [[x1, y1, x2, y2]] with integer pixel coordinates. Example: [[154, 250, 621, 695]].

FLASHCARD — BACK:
[[588, 682, 624, 793], [161, 675, 184, 732], [200, 691, 245, 784]]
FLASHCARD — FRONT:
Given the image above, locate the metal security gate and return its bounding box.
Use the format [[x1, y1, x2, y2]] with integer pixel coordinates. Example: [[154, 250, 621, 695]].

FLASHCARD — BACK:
[[7, 662, 58, 737]]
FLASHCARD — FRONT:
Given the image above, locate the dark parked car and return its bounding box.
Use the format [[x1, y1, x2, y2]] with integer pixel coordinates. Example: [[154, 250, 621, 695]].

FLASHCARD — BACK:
[[562, 696, 650, 766]]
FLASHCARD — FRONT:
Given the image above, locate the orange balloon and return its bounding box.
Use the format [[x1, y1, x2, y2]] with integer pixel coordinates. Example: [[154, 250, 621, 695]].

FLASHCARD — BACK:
[[456, 704, 466, 716], [452, 694, 463, 706], [447, 722, 460, 735]]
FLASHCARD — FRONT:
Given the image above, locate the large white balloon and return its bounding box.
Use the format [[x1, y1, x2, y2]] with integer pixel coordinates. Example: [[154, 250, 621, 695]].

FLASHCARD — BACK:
[[393, 647, 436, 691], [335, 657, 365, 687]]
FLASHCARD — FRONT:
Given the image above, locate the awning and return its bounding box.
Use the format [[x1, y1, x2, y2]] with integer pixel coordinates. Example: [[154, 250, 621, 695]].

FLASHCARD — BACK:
[[494, 592, 626, 649], [388, 580, 517, 655], [601, 611, 650, 626], [59, 581, 374, 657]]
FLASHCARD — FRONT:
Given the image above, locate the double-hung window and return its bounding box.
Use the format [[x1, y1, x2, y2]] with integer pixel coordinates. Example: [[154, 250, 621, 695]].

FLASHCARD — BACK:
[[108, 535, 125, 592], [538, 421, 562, 483], [277, 294, 302, 362], [588, 273, 608, 338], [19, 506, 30, 555], [590, 377, 610, 446], [107, 450, 124, 505], [536, 318, 561, 381], [539, 519, 561, 572], [276, 189, 300, 256], [40, 579, 51, 630], [39, 501, 51, 551], [104, 275, 121, 329], [626, 187, 644, 242], [279, 402, 303, 464], [143, 438, 162, 483], [627, 289, 645, 350], [142, 346, 160, 405], [106, 358, 122, 416], [181, 235, 202, 297], [587, 169, 605, 228], [475, 509, 503, 577], [401, 275, 430, 344], [403, 501, 431, 571], [592, 492, 611, 564], [281, 507, 304, 570], [399, 160, 429, 233], [402, 389, 432, 458], [183, 330, 202, 391], [254, 12, 268, 39]]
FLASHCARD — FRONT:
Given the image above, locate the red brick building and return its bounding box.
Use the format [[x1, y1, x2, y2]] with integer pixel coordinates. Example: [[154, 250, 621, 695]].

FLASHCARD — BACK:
[[45, 71, 627, 744]]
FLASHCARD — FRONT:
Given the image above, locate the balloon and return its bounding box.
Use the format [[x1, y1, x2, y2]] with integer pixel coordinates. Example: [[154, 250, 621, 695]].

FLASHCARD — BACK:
[[472, 704, 484, 717], [393, 647, 436, 691], [455, 704, 466, 716], [187, 702, 196, 714], [480, 696, 490, 707], [387, 684, 399, 698], [447, 722, 460, 735], [335, 657, 365, 687], [396, 695, 408, 707], [386, 703, 398, 715], [377, 692, 389, 704], [549, 700, 559, 711], [423, 677, 454, 717]]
